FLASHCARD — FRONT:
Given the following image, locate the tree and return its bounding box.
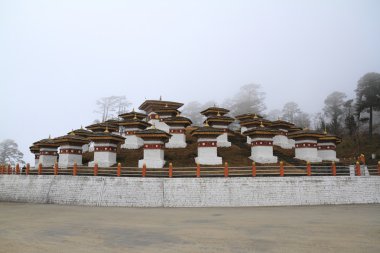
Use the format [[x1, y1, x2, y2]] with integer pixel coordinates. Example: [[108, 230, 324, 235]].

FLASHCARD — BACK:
[[282, 102, 301, 123], [181, 101, 203, 126], [229, 84, 266, 116], [267, 109, 282, 121], [323, 91, 346, 135], [294, 112, 311, 129], [355, 72, 380, 137], [312, 112, 326, 132], [95, 96, 131, 122], [0, 139, 24, 165], [343, 99, 357, 137]]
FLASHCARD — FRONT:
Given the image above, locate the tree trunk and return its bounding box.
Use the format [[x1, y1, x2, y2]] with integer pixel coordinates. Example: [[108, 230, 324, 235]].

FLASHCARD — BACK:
[[369, 106, 373, 138]]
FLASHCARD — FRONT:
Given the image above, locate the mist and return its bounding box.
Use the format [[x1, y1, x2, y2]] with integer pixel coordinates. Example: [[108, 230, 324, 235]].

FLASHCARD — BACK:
[[1, 0, 380, 164]]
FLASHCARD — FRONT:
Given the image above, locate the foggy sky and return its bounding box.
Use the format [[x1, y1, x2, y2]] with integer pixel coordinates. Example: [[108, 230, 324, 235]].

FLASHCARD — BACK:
[[1, 0, 380, 164]]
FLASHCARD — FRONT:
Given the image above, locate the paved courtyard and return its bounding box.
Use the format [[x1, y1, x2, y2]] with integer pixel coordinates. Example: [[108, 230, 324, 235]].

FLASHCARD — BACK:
[[0, 203, 379, 253]]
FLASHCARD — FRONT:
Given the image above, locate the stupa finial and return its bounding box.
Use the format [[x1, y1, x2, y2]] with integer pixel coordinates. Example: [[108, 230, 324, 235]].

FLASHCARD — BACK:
[[133, 114, 137, 120], [159, 95, 162, 101], [104, 126, 109, 133], [48, 134, 51, 139], [254, 114, 258, 119], [165, 103, 168, 108], [151, 123, 156, 129], [176, 111, 180, 117], [132, 108, 135, 112], [217, 111, 221, 117], [80, 125, 83, 129], [70, 129, 75, 135], [204, 120, 209, 127], [260, 121, 264, 128]]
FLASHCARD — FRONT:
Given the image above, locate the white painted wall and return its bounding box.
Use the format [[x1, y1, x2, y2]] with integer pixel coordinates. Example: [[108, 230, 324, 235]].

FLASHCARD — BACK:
[[88, 143, 117, 167], [139, 140, 166, 168], [166, 133, 187, 148], [318, 142, 339, 162], [122, 135, 144, 149], [39, 147, 57, 167], [250, 137, 277, 164], [58, 145, 83, 168], [1, 175, 379, 207], [294, 139, 322, 162], [195, 137, 222, 165], [273, 134, 294, 149]]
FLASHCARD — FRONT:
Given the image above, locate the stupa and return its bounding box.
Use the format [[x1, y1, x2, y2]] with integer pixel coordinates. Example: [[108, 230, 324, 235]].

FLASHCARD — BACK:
[[318, 131, 341, 162], [236, 113, 264, 133], [86, 122, 119, 133], [244, 122, 279, 163], [29, 144, 40, 167], [203, 113, 234, 147], [118, 115, 151, 149], [191, 122, 224, 165], [239, 115, 271, 144], [136, 126, 171, 168], [270, 119, 295, 149], [54, 132, 89, 168], [200, 106, 230, 118], [119, 109, 147, 121], [288, 129, 324, 163], [70, 127, 93, 152], [87, 128, 125, 167], [163, 113, 192, 148], [33, 136, 59, 167], [138, 99, 183, 133]]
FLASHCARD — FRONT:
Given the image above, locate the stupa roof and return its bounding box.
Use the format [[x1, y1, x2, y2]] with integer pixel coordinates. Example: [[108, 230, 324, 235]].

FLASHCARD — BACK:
[[288, 129, 325, 140], [70, 128, 94, 137], [154, 108, 180, 116], [288, 126, 304, 133], [86, 122, 119, 133], [34, 137, 59, 148], [235, 113, 263, 121], [163, 115, 193, 126], [204, 115, 234, 125], [136, 128, 171, 140], [88, 131, 125, 143], [139, 100, 183, 112], [243, 125, 280, 138], [319, 132, 342, 144], [54, 132, 89, 145], [270, 119, 295, 129], [118, 110, 147, 120], [200, 107, 230, 117], [29, 145, 40, 153], [240, 118, 272, 128], [191, 125, 224, 138], [118, 119, 151, 128]]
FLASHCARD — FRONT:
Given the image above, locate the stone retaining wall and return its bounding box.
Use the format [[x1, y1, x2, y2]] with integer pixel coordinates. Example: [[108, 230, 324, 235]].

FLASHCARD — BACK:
[[1, 175, 379, 207]]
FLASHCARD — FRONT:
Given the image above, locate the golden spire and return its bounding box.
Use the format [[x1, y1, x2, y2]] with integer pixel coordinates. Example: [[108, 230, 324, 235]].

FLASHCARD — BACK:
[[217, 111, 221, 117], [254, 114, 258, 119], [165, 103, 168, 108], [260, 121, 264, 128], [151, 123, 156, 129], [176, 111, 180, 117], [204, 120, 209, 127], [70, 129, 75, 136], [104, 126, 109, 133], [133, 113, 137, 120]]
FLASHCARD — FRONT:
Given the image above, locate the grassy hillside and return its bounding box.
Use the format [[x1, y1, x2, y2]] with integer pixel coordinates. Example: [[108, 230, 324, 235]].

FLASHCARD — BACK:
[[81, 128, 377, 167]]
